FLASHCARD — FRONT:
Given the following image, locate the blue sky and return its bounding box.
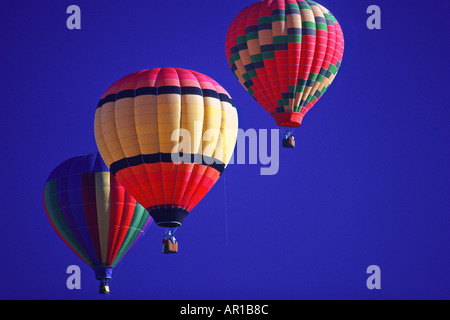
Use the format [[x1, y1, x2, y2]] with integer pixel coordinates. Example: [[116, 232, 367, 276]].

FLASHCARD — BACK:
[[0, 0, 449, 299]]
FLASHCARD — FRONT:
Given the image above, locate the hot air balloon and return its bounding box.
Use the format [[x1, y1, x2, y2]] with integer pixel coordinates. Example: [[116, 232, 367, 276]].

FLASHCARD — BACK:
[[43, 153, 152, 294], [225, 0, 344, 147], [94, 68, 238, 253]]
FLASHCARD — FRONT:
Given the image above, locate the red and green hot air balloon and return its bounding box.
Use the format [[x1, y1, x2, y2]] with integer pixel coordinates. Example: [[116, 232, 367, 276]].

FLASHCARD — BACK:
[[225, 0, 344, 148], [43, 152, 152, 294], [94, 68, 238, 253]]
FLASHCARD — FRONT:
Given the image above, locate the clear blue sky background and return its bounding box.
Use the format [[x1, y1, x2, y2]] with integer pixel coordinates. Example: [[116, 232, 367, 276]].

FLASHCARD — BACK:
[[0, 0, 448, 299]]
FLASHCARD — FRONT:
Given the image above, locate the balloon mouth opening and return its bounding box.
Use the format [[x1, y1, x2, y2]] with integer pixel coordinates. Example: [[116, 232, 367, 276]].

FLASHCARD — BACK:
[[157, 221, 182, 228], [277, 121, 302, 127], [272, 112, 304, 128], [149, 207, 189, 228]]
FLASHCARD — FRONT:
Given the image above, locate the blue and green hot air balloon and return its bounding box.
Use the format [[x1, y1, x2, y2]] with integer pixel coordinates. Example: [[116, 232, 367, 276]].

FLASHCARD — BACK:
[[43, 153, 153, 294]]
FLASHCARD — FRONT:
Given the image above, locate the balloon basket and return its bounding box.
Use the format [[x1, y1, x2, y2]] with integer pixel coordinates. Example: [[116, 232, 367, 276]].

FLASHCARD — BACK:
[[282, 136, 295, 148], [162, 238, 178, 254], [99, 279, 110, 294]]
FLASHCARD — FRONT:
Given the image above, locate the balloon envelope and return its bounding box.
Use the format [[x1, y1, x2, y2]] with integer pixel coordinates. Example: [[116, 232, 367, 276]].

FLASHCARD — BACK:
[[43, 152, 152, 293], [94, 68, 238, 228], [225, 0, 344, 128]]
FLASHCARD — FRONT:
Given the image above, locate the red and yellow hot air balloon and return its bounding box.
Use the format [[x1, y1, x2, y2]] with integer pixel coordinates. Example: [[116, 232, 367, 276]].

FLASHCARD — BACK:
[[225, 0, 344, 148], [94, 68, 238, 252]]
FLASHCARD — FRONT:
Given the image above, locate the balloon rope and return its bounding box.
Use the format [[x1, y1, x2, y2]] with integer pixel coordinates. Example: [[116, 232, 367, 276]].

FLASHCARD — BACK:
[[278, 126, 296, 138], [223, 174, 229, 248]]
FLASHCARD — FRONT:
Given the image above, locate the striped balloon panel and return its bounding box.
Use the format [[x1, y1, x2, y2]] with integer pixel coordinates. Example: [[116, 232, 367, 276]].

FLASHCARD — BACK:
[[43, 153, 152, 268], [225, 0, 344, 127], [94, 68, 238, 217]]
